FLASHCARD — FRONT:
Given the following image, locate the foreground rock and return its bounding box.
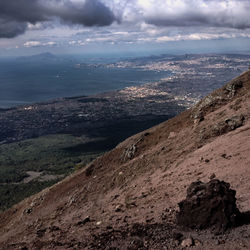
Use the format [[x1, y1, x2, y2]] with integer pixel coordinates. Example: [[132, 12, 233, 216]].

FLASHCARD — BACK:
[[177, 179, 241, 232]]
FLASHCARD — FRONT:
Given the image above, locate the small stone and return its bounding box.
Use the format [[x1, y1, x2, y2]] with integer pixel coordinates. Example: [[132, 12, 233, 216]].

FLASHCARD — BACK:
[[129, 237, 144, 248], [215, 239, 220, 245], [115, 204, 123, 212], [76, 216, 90, 226], [219, 240, 225, 245], [221, 153, 227, 158], [139, 192, 148, 199], [49, 226, 60, 232], [194, 239, 202, 246], [168, 132, 176, 139], [24, 208, 32, 214], [181, 237, 194, 247], [175, 240, 180, 246], [96, 221, 102, 226], [85, 164, 94, 176], [172, 231, 183, 241], [36, 228, 46, 238], [123, 216, 128, 222], [146, 218, 153, 223], [221, 153, 232, 160], [205, 159, 210, 163], [209, 173, 216, 180]]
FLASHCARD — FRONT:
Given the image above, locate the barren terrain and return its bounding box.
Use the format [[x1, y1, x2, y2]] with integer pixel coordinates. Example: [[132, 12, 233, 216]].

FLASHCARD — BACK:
[[0, 70, 249, 249]]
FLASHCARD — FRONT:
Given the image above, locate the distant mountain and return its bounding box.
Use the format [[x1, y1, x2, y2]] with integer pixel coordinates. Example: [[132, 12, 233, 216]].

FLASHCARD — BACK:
[[0, 70, 250, 249], [16, 52, 60, 62]]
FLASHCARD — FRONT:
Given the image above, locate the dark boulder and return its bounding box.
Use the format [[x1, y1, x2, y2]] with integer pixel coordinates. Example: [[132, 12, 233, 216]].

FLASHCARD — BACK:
[[176, 179, 241, 232]]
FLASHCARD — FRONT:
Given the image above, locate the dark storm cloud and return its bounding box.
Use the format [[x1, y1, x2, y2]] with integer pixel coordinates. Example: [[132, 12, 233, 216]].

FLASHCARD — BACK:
[[0, 19, 27, 38], [53, 0, 116, 26], [0, 0, 116, 38], [0, 0, 47, 24]]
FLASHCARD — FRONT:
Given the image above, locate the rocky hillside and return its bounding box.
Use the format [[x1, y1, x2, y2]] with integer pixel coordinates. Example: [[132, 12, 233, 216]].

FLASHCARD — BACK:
[[0, 70, 250, 249]]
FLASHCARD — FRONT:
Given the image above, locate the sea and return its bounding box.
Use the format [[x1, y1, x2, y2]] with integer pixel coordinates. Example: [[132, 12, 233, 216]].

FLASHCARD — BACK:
[[0, 54, 170, 108]]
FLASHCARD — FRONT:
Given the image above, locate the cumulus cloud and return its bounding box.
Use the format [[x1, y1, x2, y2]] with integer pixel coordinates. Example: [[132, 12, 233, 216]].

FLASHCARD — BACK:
[[69, 40, 86, 46], [0, 0, 116, 38], [156, 33, 239, 42], [23, 40, 57, 47], [23, 41, 42, 47], [138, 0, 250, 29], [1, 0, 250, 44]]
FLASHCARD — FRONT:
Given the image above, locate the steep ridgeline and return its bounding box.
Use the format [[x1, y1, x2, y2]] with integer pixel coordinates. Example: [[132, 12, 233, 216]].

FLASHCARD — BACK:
[[0, 71, 250, 249]]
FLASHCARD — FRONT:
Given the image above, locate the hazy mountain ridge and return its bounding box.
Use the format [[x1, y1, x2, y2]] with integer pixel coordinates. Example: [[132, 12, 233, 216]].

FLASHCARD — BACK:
[[0, 70, 249, 249]]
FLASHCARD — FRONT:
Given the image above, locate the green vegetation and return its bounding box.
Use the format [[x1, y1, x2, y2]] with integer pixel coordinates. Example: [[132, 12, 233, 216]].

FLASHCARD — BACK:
[[0, 134, 105, 211], [0, 115, 171, 211], [0, 180, 58, 212]]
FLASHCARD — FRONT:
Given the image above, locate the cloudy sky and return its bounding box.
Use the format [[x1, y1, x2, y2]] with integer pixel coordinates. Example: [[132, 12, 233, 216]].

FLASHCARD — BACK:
[[1, 0, 250, 56]]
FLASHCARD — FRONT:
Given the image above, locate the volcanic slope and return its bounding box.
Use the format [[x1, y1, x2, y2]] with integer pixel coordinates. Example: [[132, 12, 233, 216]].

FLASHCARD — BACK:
[[0, 70, 250, 249]]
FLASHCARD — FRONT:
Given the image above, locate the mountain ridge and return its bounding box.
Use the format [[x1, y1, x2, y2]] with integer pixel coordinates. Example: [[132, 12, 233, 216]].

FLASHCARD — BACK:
[[0, 70, 250, 249]]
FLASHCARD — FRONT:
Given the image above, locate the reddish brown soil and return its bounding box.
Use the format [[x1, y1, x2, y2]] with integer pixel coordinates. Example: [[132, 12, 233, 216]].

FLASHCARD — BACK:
[[0, 71, 250, 249]]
